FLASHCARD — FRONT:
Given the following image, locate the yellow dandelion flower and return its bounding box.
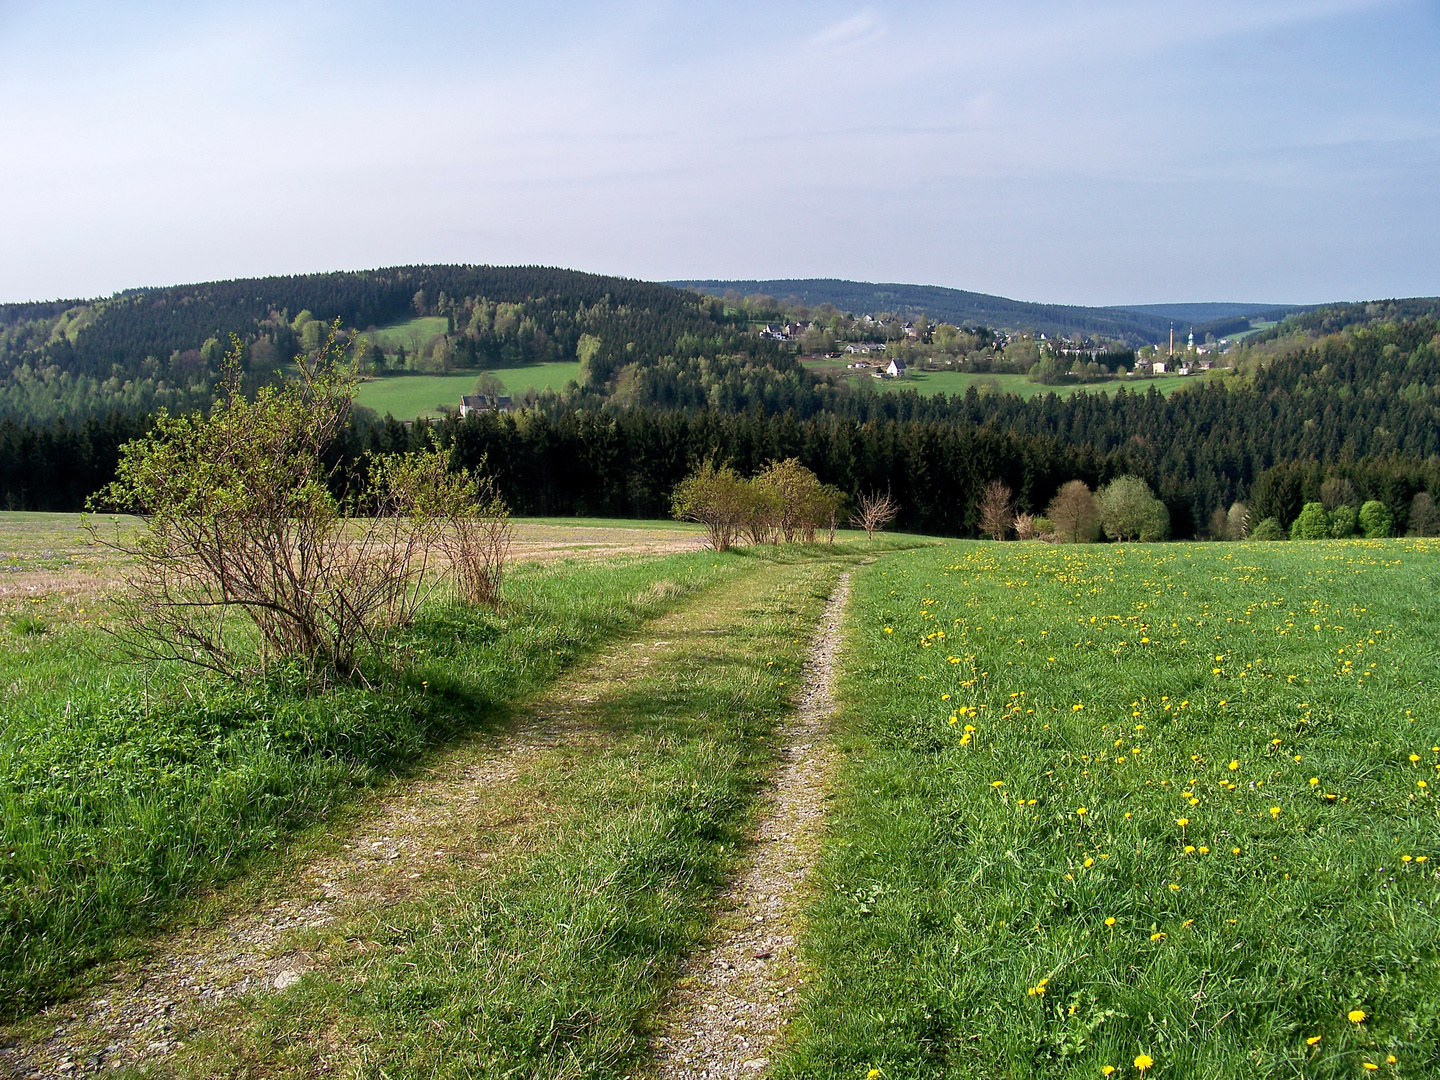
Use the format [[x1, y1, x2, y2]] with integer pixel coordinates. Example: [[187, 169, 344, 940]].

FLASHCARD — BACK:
[[1150, 931, 1165, 941], [1387, 1055, 1397, 1064], [1077, 806, 1088, 816], [1102, 1068, 1116, 1077], [1310, 777, 1319, 786], [1269, 806, 1282, 818], [992, 780, 1004, 787], [1305, 1034, 1322, 1045], [1348, 1009, 1367, 1023], [1177, 817, 1189, 827], [868, 1071, 881, 1079], [1228, 760, 1240, 771], [1105, 916, 1116, 926], [1134, 1054, 1154, 1072], [1363, 1064, 1378, 1072]]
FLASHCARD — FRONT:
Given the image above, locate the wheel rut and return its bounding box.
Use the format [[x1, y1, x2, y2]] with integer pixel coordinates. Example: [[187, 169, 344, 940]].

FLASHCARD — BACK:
[[651, 571, 851, 1079], [0, 571, 762, 1080]]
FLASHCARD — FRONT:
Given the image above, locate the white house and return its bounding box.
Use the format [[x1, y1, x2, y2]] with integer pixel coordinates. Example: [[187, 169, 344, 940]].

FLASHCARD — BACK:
[[885, 359, 906, 378], [1151, 361, 1167, 374], [460, 394, 513, 417]]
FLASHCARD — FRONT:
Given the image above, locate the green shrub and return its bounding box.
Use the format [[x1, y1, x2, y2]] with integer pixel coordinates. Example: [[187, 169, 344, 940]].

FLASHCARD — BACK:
[[1249, 517, 1286, 540], [1358, 500, 1394, 538], [1329, 503, 1357, 538], [1289, 502, 1330, 540]]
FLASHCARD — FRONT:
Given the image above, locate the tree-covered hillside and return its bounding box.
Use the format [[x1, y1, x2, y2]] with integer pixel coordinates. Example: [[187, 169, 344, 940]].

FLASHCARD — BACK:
[[667, 278, 1304, 345], [0, 266, 739, 422]]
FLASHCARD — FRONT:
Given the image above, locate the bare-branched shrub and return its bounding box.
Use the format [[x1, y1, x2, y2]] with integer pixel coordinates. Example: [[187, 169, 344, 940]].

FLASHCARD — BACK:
[[86, 333, 475, 681], [1013, 512, 1037, 540], [671, 460, 748, 551], [852, 490, 899, 540], [978, 480, 1015, 540], [443, 466, 512, 606]]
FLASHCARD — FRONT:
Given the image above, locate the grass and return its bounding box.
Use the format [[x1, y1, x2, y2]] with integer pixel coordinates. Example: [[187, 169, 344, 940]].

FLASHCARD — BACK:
[[361, 316, 450, 354], [162, 549, 867, 1079], [0, 547, 766, 1015], [780, 538, 1440, 1079], [354, 364, 583, 417], [799, 362, 1197, 399]]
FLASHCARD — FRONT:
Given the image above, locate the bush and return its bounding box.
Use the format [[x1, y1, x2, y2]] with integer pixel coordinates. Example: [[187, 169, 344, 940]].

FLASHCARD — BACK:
[[1249, 517, 1286, 541], [1329, 503, 1357, 538], [1358, 500, 1393, 538], [1289, 502, 1331, 540], [671, 460, 747, 551], [87, 333, 479, 680]]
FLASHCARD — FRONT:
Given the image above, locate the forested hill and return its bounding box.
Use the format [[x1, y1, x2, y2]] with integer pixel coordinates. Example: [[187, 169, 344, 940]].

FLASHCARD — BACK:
[[0, 266, 734, 422], [667, 278, 1302, 344]]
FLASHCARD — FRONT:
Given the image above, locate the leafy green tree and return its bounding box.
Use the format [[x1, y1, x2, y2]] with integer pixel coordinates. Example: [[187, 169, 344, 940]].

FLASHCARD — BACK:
[[1358, 500, 1393, 538], [1290, 502, 1331, 540], [1097, 475, 1168, 541]]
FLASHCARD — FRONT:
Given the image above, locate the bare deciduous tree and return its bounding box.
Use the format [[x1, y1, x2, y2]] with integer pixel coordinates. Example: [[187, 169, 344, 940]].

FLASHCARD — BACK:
[[978, 480, 1015, 540], [1046, 480, 1100, 543], [851, 490, 899, 540], [1013, 512, 1037, 540]]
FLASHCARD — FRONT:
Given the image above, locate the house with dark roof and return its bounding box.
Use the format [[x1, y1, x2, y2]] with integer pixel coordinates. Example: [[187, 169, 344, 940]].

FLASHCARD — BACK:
[[460, 394, 513, 417]]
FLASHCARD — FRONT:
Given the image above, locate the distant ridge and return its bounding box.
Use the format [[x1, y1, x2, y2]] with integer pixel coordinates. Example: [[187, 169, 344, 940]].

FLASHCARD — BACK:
[[668, 278, 1303, 344]]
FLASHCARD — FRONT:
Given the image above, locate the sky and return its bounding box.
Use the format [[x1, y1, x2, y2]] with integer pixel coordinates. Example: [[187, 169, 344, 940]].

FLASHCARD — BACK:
[[1, 0, 1437, 306]]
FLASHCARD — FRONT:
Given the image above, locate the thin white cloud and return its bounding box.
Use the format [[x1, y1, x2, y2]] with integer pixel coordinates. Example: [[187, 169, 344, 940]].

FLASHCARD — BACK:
[[807, 9, 885, 50]]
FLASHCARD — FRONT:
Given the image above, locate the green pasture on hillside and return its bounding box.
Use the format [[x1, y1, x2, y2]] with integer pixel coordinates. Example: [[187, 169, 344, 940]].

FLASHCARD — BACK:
[[360, 316, 450, 353], [799, 361, 1196, 399], [354, 364, 583, 418], [782, 538, 1440, 1078]]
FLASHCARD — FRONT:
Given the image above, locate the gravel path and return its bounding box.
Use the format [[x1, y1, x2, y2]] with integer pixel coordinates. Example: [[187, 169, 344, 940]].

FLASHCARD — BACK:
[[651, 572, 850, 1079], [0, 613, 689, 1079]]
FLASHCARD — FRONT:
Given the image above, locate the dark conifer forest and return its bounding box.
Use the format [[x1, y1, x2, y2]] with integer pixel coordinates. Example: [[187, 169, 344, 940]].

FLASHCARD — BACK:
[[3, 265, 1439, 538]]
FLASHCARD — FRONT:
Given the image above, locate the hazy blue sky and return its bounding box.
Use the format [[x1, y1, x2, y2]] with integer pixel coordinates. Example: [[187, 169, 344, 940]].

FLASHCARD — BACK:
[[1, 1, 1436, 304]]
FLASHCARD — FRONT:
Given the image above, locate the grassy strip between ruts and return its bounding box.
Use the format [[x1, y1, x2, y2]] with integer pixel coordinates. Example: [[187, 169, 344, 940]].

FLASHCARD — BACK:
[[1, 546, 812, 1016], [780, 539, 1440, 1080], [151, 552, 860, 1078]]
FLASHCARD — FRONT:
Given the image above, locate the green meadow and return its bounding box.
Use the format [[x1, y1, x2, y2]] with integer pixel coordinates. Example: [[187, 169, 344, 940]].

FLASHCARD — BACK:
[[781, 539, 1440, 1078], [5, 518, 1439, 1078], [354, 364, 583, 417], [799, 362, 1196, 399]]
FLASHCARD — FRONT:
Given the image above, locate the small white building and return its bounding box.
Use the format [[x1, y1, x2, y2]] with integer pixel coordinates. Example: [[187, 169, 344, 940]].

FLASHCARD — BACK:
[[460, 394, 513, 417], [1151, 361, 1168, 375], [885, 359, 906, 378]]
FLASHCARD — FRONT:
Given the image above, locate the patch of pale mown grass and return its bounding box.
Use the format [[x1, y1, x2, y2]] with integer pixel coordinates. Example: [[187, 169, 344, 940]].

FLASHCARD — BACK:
[[0, 548, 767, 1017], [781, 538, 1440, 1080]]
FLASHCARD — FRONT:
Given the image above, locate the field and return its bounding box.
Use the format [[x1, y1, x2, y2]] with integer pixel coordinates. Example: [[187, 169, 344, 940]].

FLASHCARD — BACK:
[[360, 316, 450, 354], [354, 364, 583, 417], [799, 361, 1197, 399], [782, 539, 1440, 1077], [4, 517, 1439, 1077]]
